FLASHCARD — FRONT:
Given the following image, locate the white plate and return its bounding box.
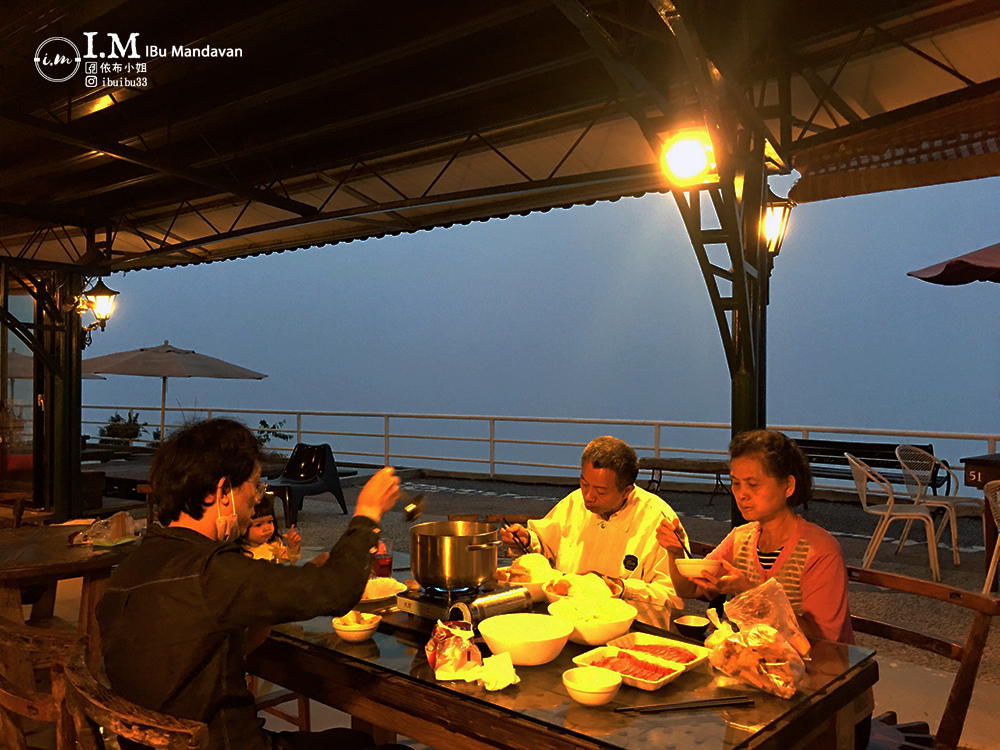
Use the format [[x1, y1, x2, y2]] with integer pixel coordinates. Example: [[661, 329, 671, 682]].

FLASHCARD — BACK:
[[361, 577, 406, 603], [605, 632, 709, 672], [572, 646, 685, 691]]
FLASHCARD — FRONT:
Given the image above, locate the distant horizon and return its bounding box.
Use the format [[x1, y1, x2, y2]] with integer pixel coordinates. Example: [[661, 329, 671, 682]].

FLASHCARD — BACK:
[[46, 172, 1000, 458]]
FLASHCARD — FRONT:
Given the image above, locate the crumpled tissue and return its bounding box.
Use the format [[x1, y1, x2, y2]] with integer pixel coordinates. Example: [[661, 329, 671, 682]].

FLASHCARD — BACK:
[[460, 652, 521, 691]]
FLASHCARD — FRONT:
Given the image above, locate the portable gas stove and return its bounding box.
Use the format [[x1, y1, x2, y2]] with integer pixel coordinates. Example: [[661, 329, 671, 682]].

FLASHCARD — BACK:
[[395, 584, 485, 621], [395, 582, 530, 624]]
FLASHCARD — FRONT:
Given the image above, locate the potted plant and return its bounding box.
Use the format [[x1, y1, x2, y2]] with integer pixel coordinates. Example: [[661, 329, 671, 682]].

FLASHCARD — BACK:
[[99, 410, 147, 447]]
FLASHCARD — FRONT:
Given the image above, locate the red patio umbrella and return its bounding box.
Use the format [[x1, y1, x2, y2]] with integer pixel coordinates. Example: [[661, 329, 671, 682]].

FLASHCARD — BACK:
[[908, 242, 1000, 285]]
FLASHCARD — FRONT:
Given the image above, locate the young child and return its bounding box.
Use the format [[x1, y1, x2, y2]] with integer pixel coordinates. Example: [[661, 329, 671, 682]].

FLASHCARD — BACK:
[[238, 493, 302, 564]]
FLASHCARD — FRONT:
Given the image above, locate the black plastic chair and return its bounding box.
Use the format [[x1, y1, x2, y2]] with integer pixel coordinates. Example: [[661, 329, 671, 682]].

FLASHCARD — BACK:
[[268, 444, 354, 526]]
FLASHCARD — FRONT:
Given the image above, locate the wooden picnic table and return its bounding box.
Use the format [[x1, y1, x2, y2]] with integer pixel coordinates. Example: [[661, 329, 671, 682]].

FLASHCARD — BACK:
[[250, 623, 874, 750], [249, 589, 876, 750], [0, 524, 135, 686]]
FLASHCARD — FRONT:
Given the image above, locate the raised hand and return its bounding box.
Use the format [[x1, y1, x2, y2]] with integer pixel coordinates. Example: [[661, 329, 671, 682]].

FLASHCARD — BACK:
[[283, 524, 302, 552], [689, 560, 751, 596], [354, 466, 400, 522]]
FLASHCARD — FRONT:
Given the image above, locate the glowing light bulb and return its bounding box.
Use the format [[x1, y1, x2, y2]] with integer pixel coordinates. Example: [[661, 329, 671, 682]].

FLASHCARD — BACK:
[[660, 131, 715, 186]]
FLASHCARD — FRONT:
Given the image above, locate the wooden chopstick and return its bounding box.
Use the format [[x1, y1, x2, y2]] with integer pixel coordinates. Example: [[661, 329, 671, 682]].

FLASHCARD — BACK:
[[501, 518, 531, 556], [662, 511, 692, 559], [614, 695, 754, 713]]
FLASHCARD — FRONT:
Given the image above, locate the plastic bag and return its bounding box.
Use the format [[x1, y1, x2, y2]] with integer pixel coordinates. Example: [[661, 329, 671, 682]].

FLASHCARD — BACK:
[[74, 511, 142, 547], [724, 578, 810, 656], [424, 620, 483, 680], [707, 622, 805, 699]]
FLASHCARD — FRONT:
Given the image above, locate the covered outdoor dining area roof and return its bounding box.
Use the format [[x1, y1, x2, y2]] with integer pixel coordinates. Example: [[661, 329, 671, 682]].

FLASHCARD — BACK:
[[3, 0, 999, 270], [1, 0, 999, 517]]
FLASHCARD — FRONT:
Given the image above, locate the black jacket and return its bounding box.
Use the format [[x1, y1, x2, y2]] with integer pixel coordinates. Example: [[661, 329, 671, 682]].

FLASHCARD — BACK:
[[97, 518, 378, 750]]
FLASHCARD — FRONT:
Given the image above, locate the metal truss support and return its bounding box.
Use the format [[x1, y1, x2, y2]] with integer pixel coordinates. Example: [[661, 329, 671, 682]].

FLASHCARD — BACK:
[[556, 0, 776, 526], [0, 261, 83, 520], [650, 3, 772, 524], [671, 133, 770, 438]]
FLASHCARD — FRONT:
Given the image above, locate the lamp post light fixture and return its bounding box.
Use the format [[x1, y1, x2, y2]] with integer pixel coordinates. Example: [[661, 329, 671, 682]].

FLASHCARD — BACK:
[[82, 278, 119, 331], [763, 192, 793, 258], [660, 126, 717, 187], [72, 278, 119, 348]]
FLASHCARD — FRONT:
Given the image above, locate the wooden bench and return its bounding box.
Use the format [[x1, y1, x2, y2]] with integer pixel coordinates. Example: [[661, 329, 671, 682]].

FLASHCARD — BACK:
[[638, 456, 731, 504], [794, 439, 950, 495], [846, 566, 999, 750]]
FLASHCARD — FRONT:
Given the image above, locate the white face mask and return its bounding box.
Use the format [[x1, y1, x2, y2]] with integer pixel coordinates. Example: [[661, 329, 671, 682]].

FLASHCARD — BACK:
[[215, 488, 239, 542]]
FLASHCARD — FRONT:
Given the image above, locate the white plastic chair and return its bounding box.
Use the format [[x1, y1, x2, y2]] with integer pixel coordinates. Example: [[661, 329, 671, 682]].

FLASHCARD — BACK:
[[982, 480, 1000, 595], [846, 453, 941, 582], [895, 445, 985, 566]]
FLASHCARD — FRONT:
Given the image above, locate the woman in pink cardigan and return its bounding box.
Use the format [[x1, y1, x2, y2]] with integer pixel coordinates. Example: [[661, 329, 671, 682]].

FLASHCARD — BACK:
[[657, 429, 870, 749]]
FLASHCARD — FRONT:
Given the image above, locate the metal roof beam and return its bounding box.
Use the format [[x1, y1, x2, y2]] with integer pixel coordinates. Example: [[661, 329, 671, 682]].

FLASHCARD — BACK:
[[651, 0, 790, 171], [552, 0, 671, 153], [0, 200, 92, 229], [0, 110, 318, 218], [798, 66, 862, 125], [112, 163, 668, 269]]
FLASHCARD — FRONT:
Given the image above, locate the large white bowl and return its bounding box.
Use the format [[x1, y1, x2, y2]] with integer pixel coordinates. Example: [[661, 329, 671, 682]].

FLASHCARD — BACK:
[[478, 613, 572, 666], [548, 597, 637, 646], [562, 666, 622, 706], [674, 558, 724, 579]]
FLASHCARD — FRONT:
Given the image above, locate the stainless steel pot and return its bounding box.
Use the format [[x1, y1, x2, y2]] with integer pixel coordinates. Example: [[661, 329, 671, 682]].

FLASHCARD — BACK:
[[410, 520, 502, 590]]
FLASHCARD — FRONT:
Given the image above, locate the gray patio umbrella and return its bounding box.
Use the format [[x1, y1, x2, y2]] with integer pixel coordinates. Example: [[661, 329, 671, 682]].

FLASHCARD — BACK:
[[908, 241, 1000, 285], [5, 349, 104, 382], [82, 340, 266, 441]]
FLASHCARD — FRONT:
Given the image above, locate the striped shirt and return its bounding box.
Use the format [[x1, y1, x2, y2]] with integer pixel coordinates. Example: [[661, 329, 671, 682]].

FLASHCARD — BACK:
[[757, 546, 783, 571]]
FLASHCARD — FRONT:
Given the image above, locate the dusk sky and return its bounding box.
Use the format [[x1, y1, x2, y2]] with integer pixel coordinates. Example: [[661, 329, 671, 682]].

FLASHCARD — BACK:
[[77, 173, 1000, 456]]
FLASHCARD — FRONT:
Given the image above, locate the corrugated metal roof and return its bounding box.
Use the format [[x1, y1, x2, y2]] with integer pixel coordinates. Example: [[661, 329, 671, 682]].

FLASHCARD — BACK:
[[1, 0, 998, 271]]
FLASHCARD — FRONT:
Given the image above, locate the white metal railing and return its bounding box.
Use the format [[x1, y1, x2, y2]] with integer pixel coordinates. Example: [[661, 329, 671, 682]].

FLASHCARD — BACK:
[[82, 404, 1000, 489]]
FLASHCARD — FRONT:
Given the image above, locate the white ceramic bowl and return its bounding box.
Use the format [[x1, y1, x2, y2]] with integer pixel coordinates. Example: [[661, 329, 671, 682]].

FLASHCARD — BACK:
[[562, 666, 622, 706], [332, 612, 382, 642], [478, 613, 572, 666], [548, 597, 637, 646], [675, 558, 724, 579], [520, 581, 546, 603], [542, 579, 568, 604]]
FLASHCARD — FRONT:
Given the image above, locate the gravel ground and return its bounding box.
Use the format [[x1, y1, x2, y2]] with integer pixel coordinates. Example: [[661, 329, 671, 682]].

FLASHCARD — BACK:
[[286, 472, 999, 687]]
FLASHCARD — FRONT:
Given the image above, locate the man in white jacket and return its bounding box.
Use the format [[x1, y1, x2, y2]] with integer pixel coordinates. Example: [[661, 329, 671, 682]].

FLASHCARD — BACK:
[[500, 436, 687, 608]]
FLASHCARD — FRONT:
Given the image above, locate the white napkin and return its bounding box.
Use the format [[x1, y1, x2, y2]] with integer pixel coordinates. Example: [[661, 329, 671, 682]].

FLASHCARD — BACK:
[[460, 652, 520, 691]]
